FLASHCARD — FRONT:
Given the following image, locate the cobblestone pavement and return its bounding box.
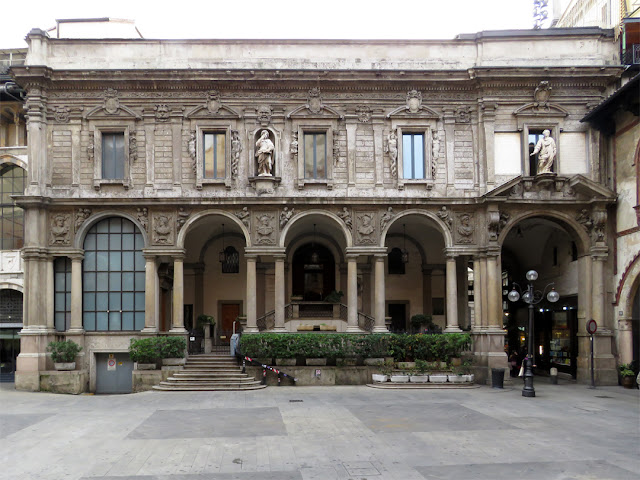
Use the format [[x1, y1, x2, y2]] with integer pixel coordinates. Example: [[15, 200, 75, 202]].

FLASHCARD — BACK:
[[1, 381, 638, 480]]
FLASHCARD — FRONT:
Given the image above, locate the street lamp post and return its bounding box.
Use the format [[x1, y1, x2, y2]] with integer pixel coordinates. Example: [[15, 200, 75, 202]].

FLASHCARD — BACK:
[[507, 269, 560, 397]]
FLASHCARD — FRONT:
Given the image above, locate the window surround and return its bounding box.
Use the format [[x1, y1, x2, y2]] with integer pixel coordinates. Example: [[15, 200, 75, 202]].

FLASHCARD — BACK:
[[395, 124, 434, 190], [195, 124, 231, 190], [92, 123, 133, 190], [295, 124, 334, 190], [521, 124, 560, 176]]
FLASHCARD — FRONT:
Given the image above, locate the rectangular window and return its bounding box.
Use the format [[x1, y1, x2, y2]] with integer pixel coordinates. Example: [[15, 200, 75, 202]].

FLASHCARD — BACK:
[[101, 132, 125, 179], [54, 257, 72, 332], [402, 133, 425, 179], [203, 132, 226, 179], [304, 133, 327, 179]]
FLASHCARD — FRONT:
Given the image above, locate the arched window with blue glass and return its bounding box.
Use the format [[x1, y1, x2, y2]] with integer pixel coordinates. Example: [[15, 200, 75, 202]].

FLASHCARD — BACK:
[[82, 217, 145, 331]]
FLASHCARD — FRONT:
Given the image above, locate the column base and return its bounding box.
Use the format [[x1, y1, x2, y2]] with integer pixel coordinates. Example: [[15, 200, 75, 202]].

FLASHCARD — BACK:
[[371, 326, 389, 333], [243, 327, 260, 334], [66, 328, 85, 335], [168, 327, 188, 334], [444, 326, 462, 333], [345, 325, 364, 333], [141, 327, 159, 334], [271, 326, 287, 332]]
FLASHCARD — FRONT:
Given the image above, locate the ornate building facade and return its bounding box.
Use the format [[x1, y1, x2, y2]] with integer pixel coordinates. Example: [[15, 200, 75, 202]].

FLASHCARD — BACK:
[[9, 26, 625, 391]]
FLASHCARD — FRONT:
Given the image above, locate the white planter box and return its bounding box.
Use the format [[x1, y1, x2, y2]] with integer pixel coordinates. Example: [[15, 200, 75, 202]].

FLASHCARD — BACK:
[[390, 375, 409, 383], [371, 374, 388, 383], [409, 375, 429, 383], [448, 374, 465, 383], [429, 375, 448, 383], [54, 362, 76, 371]]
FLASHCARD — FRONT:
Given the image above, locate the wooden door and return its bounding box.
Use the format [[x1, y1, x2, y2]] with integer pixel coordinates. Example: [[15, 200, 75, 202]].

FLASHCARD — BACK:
[[220, 303, 240, 344]]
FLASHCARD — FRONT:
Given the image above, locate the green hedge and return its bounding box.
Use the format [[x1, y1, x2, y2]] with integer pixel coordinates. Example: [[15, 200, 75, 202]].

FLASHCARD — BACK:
[[238, 333, 471, 362], [129, 336, 187, 363]]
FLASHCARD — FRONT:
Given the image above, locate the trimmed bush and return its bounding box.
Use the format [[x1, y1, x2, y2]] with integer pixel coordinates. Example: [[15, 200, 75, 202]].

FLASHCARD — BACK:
[[47, 340, 82, 363], [129, 336, 187, 362], [159, 336, 187, 359], [238, 333, 472, 363]]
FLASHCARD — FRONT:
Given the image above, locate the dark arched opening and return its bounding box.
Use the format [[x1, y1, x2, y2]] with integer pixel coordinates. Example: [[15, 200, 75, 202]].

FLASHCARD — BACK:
[[292, 243, 335, 301]]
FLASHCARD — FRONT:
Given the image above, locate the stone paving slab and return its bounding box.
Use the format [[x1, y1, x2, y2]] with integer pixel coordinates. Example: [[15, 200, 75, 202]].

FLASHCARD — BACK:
[[0, 383, 638, 480]]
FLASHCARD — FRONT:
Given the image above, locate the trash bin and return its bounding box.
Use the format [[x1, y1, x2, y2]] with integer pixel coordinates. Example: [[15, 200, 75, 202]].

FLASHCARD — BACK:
[[491, 368, 504, 388], [230, 333, 240, 357]]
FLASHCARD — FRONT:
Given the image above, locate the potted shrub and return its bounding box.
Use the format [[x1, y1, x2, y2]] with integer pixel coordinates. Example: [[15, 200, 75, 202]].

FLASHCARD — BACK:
[[47, 340, 82, 371], [619, 363, 635, 389], [129, 337, 160, 370], [409, 359, 430, 383], [372, 358, 394, 383], [461, 359, 474, 383], [159, 336, 187, 366]]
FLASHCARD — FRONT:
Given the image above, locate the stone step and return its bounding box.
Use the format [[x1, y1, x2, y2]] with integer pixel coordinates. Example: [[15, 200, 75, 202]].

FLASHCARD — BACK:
[[163, 378, 261, 385], [152, 384, 266, 391]]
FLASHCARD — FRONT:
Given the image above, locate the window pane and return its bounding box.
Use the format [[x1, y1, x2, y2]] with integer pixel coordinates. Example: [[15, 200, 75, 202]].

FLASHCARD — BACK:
[[84, 272, 96, 291], [216, 134, 226, 178], [122, 312, 134, 331], [122, 234, 134, 251], [135, 292, 145, 310], [122, 292, 134, 310], [122, 272, 134, 291], [135, 233, 144, 250], [110, 233, 122, 250], [96, 312, 108, 330], [402, 134, 413, 178], [96, 293, 108, 311], [135, 272, 145, 290], [109, 311, 121, 331], [109, 251, 121, 270], [413, 134, 424, 179], [97, 272, 109, 291], [204, 133, 214, 178], [134, 312, 145, 331], [304, 134, 315, 178], [96, 252, 108, 271], [134, 251, 145, 271], [84, 293, 95, 311], [122, 251, 134, 271], [84, 234, 96, 250], [84, 312, 96, 331], [55, 273, 66, 292], [102, 133, 125, 179], [55, 312, 65, 332], [97, 234, 108, 250], [109, 217, 122, 232], [109, 272, 121, 291], [109, 293, 121, 310], [316, 134, 326, 178]]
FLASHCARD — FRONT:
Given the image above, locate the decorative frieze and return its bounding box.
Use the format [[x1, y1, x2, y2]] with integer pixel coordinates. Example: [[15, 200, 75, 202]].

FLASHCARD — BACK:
[[104, 88, 120, 114], [53, 106, 70, 123], [356, 105, 371, 123], [154, 104, 170, 122]]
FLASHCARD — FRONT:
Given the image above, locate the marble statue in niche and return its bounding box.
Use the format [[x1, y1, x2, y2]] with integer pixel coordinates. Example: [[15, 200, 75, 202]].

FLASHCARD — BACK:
[[530, 129, 556, 174], [255, 130, 275, 176], [386, 131, 398, 178]]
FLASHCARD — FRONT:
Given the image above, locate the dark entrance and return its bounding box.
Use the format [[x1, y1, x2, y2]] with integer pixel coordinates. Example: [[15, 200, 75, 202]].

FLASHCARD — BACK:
[[292, 244, 335, 301], [219, 303, 240, 344], [388, 303, 407, 332], [0, 289, 22, 381]]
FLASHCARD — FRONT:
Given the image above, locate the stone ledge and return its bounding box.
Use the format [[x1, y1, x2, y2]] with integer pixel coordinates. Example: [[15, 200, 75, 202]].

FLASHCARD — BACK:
[[39, 370, 89, 395]]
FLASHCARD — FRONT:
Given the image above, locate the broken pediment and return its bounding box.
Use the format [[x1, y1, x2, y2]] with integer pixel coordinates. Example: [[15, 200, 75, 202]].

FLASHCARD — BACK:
[[513, 102, 569, 118], [83, 88, 141, 120], [485, 174, 615, 202], [286, 87, 344, 119], [386, 89, 440, 119], [185, 90, 242, 119]]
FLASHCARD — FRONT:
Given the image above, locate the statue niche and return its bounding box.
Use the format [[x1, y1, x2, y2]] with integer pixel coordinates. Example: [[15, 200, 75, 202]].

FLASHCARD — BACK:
[[255, 129, 275, 177]]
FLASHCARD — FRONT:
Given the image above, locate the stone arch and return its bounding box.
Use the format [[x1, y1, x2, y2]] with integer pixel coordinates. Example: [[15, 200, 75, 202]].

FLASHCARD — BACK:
[[74, 211, 149, 249], [199, 232, 246, 263], [0, 281, 24, 293], [286, 232, 345, 265], [280, 210, 352, 249], [176, 210, 251, 249], [379, 209, 453, 248], [0, 154, 28, 170], [498, 210, 590, 255], [386, 232, 428, 265], [616, 252, 640, 312]]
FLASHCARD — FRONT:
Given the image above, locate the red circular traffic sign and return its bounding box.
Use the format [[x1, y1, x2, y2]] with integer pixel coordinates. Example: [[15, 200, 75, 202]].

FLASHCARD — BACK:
[[586, 319, 597, 335]]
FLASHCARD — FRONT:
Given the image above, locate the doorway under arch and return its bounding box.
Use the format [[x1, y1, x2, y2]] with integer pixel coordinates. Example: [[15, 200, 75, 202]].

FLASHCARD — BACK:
[[292, 243, 335, 301]]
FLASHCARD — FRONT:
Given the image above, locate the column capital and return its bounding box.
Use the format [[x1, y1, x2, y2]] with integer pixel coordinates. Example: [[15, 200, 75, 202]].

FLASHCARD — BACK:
[[346, 253, 359, 261], [373, 254, 386, 261], [273, 254, 287, 261], [245, 254, 258, 261]]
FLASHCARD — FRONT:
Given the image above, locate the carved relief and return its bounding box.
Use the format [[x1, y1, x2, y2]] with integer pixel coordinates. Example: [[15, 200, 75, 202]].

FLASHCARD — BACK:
[[456, 105, 471, 123], [308, 87, 323, 114], [510, 183, 524, 197], [188, 131, 197, 174], [177, 208, 190, 232], [333, 129, 340, 165], [534, 81, 552, 106], [576, 208, 606, 243], [338, 207, 353, 231], [0, 251, 20, 273], [104, 88, 120, 114], [380, 207, 395, 232], [488, 211, 510, 242], [129, 133, 138, 163], [290, 132, 299, 157], [206, 90, 221, 114], [152, 213, 173, 245], [75, 208, 92, 233], [385, 131, 398, 178], [279, 207, 295, 229], [54, 106, 70, 123], [231, 130, 241, 179], [406, 89, 422, 113], [456, 213, 474, 244], [137, 207, 149, 232], [50, 213, 71, 246], [256, 105, 272, 126], [431, 131, 440, 178], [155, 104, 170, 121], [356, 105, 371, 123], [254, 213, 276, 245], [356, 212, 377, 245], [87, 136, 94, 162], [437, 206, 453, 231], [235, 207, 251, 231]]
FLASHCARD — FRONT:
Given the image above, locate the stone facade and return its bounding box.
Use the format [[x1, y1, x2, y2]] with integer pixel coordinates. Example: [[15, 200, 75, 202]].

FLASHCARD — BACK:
[[8, 27, 626, 391]]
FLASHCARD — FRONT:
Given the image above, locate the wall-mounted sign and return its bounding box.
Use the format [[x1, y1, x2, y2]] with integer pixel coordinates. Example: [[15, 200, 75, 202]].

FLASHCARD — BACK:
[[107, 354, 116, 371], [586, 319, 597, 335]]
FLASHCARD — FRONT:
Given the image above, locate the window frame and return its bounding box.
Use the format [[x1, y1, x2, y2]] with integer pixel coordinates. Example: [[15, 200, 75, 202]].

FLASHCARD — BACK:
[[0, 163, 25, 250], [196, 124, 231, 189], [393, 123, 435, 190], [295, 124, 334, 189], [92, 124, 132, 190], [54, 256, 72, 332], [303, 132, 328, 180]]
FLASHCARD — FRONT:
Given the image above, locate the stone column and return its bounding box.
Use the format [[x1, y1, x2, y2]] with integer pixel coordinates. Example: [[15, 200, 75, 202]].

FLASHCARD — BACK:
[[444, 255, 460, 332], [443, 108, 456, 193], [346, 254, 360, 332], [373, 254, 389, 332], [245, 255, 258, 333], [591, 254, 606, 328], [457, 257, 469, 330], [170, 255, 187, 333], [618, 318, 634, 364], [273, 254, 286, 331], [485, 254, 502, 328], [142, 254, 158, 332], [46, 258, 54, 331], [68, 255, 84, 333]]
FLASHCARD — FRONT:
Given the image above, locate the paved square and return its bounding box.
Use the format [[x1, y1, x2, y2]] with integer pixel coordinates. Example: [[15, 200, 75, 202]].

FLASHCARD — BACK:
[[127, 408, 287, 439], [1, 382, 638, 480]]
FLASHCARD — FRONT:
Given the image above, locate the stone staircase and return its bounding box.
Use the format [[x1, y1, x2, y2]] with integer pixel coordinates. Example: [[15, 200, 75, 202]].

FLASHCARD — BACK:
[[152, 354, 265, 391]]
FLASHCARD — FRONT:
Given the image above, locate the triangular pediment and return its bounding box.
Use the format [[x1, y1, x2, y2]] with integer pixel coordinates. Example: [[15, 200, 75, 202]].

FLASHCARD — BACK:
[[513, 102, 569, 117], [485, 174, 615, 202], [386, 104, 440, 119], [84, 104, 141, 120], [286, 104, 344, 119], [185, 104, 242, 119]]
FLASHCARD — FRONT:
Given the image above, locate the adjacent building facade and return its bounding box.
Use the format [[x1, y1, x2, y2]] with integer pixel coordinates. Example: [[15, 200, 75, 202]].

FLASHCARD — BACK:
[[7, 26, 628, 392]]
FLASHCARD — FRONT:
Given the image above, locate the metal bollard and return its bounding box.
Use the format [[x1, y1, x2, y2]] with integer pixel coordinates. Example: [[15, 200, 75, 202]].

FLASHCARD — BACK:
[[550, 367, 558, 385]]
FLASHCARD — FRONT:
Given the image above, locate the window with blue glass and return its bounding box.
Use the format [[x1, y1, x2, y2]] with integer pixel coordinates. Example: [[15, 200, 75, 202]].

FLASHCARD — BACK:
[[0, 164, 26, 250], [402, 133, 425, 179], [54, 257, 72, 331], [82, 217, 145, 331], [101, 132, 125, 179], [304, 133, 327, 179]]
